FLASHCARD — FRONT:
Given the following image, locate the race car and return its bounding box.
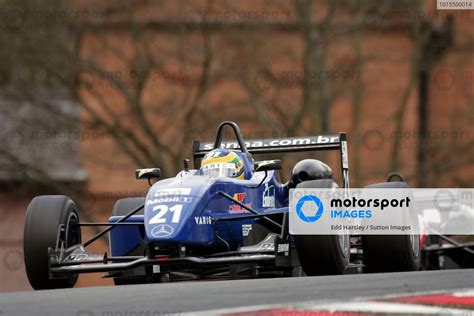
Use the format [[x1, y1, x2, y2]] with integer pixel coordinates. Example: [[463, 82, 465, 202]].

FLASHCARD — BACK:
[[23, 121, 471, 290]]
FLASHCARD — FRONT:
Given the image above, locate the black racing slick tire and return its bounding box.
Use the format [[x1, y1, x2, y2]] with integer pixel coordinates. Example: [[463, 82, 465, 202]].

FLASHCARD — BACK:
[[24, 195, 81, 290], [111, 197, 146, 285], [362, 182, 421, 272], [294, 179, 350, 276]]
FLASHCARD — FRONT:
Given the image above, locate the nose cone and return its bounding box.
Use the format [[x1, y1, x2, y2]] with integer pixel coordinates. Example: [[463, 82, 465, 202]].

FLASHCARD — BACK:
[[144, 176, 215, 243]]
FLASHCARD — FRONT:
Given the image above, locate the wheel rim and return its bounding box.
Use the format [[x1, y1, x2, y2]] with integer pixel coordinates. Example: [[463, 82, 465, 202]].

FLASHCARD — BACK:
[[338, 232, 349, 257], [409, 233, 420, 258], [65, 212, 81, 247], [408, 208, 419, 258]]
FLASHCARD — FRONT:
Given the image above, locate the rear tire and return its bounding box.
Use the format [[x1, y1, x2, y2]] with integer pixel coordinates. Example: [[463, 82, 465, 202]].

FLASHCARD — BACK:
[[294, 179, 350, 275], [111, 197, 146, 285], [362, 182, 421, 272], [24, 195, 81, 290]]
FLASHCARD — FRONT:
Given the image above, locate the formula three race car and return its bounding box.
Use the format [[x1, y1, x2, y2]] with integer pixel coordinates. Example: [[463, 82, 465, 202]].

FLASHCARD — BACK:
[[23, 121, 473, 289]]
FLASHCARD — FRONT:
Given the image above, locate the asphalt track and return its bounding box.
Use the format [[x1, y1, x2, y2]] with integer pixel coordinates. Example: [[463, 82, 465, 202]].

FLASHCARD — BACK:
[[0, 269, 473, 315]]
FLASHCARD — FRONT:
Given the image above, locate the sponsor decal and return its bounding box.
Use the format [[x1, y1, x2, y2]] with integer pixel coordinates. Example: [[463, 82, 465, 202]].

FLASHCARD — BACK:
[[201, 162, 235, 171], [251, 171, 266, 181], [242, 224, 252, 237], [201, 135, 339, 151], [194, 216, 213, 225], [146, 196, 192, 205], [262, 183, 275, 207], [259, 243, 274, 251], [259, 242, 274, 251], [67, 253, 89, 261], [277, 243, 290, 253], [154, 188, 192, 197], [229, 193, 252, 213], [150, 224, 174, 238]]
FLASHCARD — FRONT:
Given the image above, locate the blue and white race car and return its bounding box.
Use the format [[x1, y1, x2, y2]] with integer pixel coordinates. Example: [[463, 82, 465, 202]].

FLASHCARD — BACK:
[[24, 121, 427, 289]]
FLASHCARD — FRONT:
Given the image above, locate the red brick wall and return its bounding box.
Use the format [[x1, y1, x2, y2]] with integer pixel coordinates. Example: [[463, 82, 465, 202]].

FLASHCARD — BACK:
[[1, 1, 472, 292]]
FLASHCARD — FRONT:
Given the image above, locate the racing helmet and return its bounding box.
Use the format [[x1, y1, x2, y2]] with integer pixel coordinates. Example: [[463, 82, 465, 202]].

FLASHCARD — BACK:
[[200, 149, 245, 179]]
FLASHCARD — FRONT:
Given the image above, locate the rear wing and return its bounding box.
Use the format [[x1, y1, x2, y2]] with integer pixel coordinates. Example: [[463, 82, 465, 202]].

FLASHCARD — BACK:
[[192, 123, 349, 188]]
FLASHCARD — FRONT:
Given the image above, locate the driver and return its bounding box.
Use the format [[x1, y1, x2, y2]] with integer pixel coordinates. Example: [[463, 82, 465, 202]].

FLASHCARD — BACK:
[[200, 149, 245, 179]]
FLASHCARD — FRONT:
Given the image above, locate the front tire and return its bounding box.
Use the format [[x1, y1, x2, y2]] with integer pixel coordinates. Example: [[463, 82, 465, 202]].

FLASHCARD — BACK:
[[24, 195, 81, 290], [294, 179, 350, 275], [362, 182, 421, 272]]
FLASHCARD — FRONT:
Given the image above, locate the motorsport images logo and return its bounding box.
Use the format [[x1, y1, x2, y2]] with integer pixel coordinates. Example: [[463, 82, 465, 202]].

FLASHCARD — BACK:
[[290, 188, 428, 235], [296, 195, 324, 222]]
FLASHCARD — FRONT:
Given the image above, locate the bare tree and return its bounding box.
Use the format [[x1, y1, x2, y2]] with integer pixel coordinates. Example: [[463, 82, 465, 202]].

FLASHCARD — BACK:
[[1, 0, 473, 199]]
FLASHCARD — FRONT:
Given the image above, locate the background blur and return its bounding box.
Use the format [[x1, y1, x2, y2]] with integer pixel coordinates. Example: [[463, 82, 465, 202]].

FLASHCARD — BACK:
[[0, 0, 472, 291]]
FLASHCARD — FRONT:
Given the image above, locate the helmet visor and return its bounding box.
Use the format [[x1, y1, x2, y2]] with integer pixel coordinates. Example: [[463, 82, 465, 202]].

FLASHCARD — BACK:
[[201, 163, 237, 178]]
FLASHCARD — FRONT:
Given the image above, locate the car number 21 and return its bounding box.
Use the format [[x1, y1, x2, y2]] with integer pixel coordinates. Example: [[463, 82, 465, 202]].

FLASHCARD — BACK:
[[149, 204, 183, 224]]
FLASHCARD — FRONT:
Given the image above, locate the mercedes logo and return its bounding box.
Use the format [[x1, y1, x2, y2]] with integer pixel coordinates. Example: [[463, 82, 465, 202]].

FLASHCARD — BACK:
[[151, 224, 175, 238]]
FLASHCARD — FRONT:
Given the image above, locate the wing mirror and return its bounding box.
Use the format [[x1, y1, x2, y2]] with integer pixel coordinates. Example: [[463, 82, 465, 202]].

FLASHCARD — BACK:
[[254, 160, 281, 172], [135, 168, 161, 180]]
